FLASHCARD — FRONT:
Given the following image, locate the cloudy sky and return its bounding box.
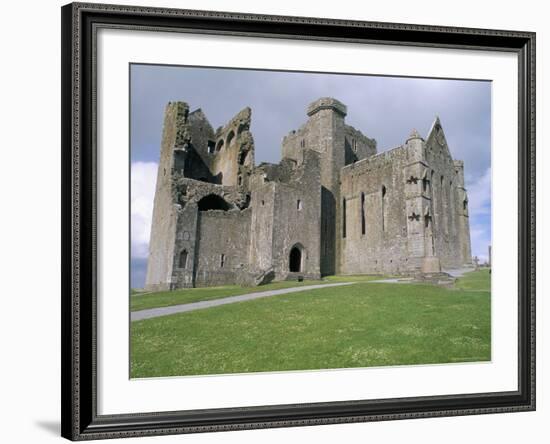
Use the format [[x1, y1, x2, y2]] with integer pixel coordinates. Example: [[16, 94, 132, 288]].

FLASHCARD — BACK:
[[131, 64, 492, 288]]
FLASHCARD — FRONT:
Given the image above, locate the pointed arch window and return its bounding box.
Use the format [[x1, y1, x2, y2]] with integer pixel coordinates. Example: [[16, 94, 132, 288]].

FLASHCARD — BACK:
[[179, 250, 188, 269]]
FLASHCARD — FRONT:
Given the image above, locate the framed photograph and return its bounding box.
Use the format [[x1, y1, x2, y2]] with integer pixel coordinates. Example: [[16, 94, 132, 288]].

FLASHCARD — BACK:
[[61, 2, 535, 440]]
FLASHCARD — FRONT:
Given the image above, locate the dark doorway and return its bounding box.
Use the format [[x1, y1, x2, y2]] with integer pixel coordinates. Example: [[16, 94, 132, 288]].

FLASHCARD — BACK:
[[289, 246, 302, 272]]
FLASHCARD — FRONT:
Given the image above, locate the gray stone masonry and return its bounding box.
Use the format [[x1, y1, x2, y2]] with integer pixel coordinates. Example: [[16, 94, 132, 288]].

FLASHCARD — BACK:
[[145, 97, 472, 290]]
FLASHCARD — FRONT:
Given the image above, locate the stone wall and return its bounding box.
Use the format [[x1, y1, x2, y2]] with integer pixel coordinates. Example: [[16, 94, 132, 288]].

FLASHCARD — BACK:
[[194, 208, 252, 287], [340, 145, 413, 274], [211, 107, 255, 188], [424, 119, 472, 268], [144, 102, 181, 291], [270, 149, 322, 280], [145, 97, 473, 290]]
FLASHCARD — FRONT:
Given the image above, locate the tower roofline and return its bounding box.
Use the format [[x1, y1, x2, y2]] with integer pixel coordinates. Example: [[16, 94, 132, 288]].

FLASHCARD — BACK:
[[307, 97, 347, 117]]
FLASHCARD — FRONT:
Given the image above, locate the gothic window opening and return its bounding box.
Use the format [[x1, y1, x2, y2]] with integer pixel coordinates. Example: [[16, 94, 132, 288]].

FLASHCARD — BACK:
[[179, 250, 188, 269], [215, 139, 224, 152], [207, 140, 215, 154], [361, 192, 366, 235], [440, 175, 450, 235], [226, 131, 235, 146], [431, 170, 436, 226], [297, 199, 303, 210], [424, 214, 431, 228], [238, 150, 248, 165], [422, 175, 429, 192], [342, 198, 347, 238]]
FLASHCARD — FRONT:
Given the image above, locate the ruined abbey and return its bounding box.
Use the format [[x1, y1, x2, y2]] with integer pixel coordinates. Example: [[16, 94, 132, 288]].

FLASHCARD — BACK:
[[145, 97, 472, 290]]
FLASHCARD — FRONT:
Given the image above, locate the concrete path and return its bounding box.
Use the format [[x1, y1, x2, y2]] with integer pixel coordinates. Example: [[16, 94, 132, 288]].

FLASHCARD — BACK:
[[131, 282, 355, 322], [446, 267, 476, 278], [368, 278, 414, 284], [368, 267, 476, 284]]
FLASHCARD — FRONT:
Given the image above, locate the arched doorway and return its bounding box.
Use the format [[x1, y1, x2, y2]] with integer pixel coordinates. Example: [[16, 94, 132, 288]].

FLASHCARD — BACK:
[[289, 245, 303, 272]]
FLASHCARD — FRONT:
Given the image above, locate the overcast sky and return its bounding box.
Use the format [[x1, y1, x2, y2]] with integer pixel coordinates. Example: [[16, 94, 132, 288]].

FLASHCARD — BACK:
[[131, 64, 492, 288]]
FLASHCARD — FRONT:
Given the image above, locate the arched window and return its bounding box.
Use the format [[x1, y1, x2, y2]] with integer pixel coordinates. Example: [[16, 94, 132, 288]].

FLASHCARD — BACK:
[[179, 250, 188, 269], [297, 199, 302, 210], [215, 139, 224, 152], [431, 170, 437, 226], [207, 140, 215, 154], [361, 192, 366, 235], [238, 150, 248, 165], [226, 130, 235, 147], [422, 173, 429, 192], [197, 194, 231, 211]]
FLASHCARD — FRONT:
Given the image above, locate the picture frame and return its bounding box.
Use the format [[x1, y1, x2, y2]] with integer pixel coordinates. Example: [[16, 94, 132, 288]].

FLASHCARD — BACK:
[[61, 2, 536, 440]]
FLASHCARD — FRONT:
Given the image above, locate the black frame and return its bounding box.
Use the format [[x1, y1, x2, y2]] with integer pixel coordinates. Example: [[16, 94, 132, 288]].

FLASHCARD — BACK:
[[61, 2, 536, 440]]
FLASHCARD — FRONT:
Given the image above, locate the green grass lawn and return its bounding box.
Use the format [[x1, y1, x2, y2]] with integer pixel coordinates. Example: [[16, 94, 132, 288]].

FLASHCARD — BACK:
[[131, 270, 490, 378], [455, 268, 491, 291]]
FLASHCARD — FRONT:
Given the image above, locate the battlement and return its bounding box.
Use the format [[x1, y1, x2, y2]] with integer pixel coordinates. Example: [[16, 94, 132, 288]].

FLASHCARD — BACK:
[[307, 97, 347, 117]]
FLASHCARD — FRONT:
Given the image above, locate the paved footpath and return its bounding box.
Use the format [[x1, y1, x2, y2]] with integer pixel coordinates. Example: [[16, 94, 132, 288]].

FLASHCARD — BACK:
[[131, 282, 355, 322], [368, 267, 476, 284]]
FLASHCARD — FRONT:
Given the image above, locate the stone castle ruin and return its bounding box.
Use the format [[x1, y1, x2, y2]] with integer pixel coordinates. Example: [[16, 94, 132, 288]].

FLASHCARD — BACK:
[[145, 97, 472, 290]]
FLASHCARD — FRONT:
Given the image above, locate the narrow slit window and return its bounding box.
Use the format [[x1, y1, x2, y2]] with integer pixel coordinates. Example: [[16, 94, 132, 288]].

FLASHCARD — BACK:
[[342, 198, 347, 238], [381, 186, 387, 232], [220, 254, 225, 268], [361, 192, 366, 235]]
